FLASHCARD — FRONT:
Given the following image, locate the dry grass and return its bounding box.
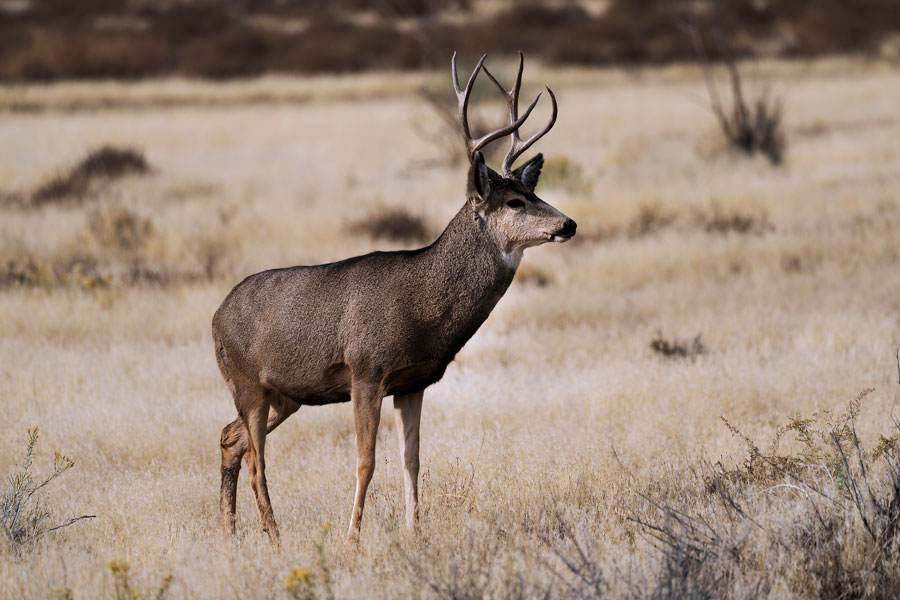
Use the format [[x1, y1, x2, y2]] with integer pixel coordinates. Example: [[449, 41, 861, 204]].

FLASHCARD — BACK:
[[1, 57, 900, 598]]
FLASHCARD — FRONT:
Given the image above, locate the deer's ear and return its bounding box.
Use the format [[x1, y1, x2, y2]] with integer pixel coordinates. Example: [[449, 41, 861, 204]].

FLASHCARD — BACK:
[[468, 151, 492, 207], [512, 153, 544, 192]]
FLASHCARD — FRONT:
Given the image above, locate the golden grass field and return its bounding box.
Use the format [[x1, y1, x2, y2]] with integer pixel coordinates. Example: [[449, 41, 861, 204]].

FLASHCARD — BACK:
[[2, 56, 900, 598]]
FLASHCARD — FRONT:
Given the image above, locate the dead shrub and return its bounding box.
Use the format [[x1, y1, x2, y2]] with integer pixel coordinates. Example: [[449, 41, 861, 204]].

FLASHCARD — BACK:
[[0, 261, 57, 289], [546, 468, 750, 598], [544, 362, 900, 599], [696, 205, 773, 235], [348, 207, 433, 245], [0, 259, 110, 290], [32, 146, 149, 205], [719, 388, 900, 488], [32, 174, 88, 205], [71, 146, 148, 180], [538, 515, 608, 599], [86, 204, 155, 252], [629, 492, 740, 599], [650, 330, 705, 360], [631, 397, 900, 598], [117, 264, 177, 287], [717, 380, 900, 597], [628, 204, 676, 238], [679, 21, 787, 165], [1, 427, 94, 556]]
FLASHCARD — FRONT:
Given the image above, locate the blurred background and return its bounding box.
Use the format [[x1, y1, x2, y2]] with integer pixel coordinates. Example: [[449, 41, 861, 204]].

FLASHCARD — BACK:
[[3, 2, 900, 598], [2, 0, 899, 80]]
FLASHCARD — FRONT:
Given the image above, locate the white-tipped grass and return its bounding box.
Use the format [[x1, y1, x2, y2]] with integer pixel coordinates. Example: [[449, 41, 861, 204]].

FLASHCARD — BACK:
[[1, 56, 900, 597]]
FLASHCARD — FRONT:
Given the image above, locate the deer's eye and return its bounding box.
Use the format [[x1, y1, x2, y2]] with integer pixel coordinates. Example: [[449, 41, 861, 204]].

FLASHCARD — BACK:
[[506, 199, 525, 209]]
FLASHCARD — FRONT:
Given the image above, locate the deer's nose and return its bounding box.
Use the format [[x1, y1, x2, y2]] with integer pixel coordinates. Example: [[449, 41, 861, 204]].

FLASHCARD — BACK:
[[560, 218, 577, 238]]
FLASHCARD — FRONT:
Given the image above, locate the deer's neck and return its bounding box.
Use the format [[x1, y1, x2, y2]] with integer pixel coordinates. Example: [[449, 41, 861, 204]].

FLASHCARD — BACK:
[[417, 203, 517, 346]]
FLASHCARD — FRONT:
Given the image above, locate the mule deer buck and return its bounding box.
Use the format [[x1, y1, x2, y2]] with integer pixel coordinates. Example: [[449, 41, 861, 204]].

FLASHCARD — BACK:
[[213, 52, 576, 543]]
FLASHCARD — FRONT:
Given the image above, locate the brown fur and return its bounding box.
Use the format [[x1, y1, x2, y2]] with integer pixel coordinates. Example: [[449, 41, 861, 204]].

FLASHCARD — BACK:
[[211, 55, 576, 542]]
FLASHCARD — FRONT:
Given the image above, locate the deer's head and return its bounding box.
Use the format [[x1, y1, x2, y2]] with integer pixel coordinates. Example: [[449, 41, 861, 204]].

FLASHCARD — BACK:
[[453, 53, 576, 259]]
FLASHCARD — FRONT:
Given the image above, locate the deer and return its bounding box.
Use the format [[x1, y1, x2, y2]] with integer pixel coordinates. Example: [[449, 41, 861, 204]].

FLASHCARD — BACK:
[[212, 52, 576, 543]]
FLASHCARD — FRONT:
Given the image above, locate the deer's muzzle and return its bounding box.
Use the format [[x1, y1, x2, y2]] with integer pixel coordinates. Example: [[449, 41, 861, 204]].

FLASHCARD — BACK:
[[544, 218, 577, 242]]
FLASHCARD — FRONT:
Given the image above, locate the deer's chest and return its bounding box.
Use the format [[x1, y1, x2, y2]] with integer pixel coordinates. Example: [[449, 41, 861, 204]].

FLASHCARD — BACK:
[[383, 358, 451, 397]]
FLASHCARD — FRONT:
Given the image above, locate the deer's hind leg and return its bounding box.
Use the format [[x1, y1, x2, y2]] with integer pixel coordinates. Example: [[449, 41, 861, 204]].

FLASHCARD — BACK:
[[241, 388, 283, 543], [220, 416, 247, 532], [220, 385, 299, 536]]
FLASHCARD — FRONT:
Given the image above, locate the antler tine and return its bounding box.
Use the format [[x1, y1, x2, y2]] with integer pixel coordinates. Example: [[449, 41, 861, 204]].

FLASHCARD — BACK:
[[452, 52, 486, 140], [482, 53, 525, 171], [502, 87, 557, 175], [452, 52, 541, 160], [483, 52, 558, 176], [468, 94, 540, 158], [482, 51, 524, 125]]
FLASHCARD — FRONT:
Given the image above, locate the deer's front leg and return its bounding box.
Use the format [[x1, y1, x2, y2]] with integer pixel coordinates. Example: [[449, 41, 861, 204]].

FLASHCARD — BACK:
[[393, 390, 423, 530], [347, 379, 383, 541]]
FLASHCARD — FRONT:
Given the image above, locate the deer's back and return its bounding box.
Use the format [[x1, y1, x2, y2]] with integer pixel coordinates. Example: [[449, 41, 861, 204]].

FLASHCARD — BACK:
[[212, 249, 459, 404]]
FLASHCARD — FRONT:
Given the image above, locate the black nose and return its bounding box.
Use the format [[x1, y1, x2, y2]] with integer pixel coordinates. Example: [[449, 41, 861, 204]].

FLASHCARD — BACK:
[[560, 218, 577, 237]]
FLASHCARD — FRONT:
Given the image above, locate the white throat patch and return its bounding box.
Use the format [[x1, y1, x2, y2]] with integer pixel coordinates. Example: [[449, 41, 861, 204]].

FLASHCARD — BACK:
[[501, 246, 525, 269]]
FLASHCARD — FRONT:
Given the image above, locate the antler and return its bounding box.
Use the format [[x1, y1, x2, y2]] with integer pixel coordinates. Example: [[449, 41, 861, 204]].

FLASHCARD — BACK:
[[482, 52, 558, 176], [451, 52, 542, 162]]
